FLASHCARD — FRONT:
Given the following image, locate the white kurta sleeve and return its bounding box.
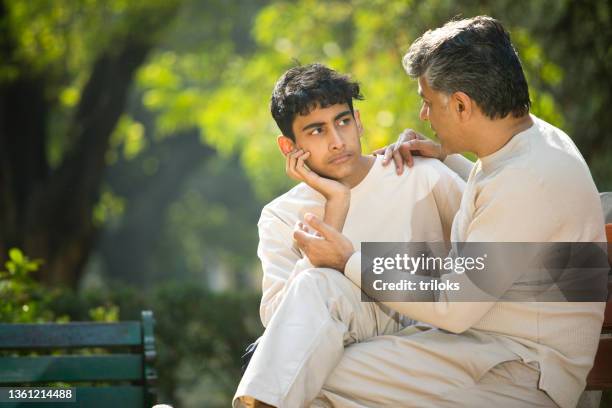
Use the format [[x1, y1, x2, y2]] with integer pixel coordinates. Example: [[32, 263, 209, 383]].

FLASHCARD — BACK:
[[427, 159, 466, 242], [257, 207, 312, 327], [443, 154, 475, 181], [347, 168, 563, 333]]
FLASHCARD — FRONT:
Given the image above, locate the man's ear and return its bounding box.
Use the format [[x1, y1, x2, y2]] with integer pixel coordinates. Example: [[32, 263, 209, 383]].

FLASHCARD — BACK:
[[452, 92, 473, 121], [354, 109, 364, 135], [277, 135, 295, 155]]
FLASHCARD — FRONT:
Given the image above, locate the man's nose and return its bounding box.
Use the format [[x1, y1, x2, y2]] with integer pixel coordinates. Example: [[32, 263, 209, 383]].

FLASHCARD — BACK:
[[420, 104, 429, 121], [329, 127, 345, 150]]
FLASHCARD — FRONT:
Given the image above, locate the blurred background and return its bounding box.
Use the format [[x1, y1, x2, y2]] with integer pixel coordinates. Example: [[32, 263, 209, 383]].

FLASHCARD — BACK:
[[0, 0, 610, 406]]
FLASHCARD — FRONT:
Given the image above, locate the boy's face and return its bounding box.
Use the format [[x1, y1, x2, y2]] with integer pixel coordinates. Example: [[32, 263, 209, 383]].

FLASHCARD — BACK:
[[278, 103, 364, 182]]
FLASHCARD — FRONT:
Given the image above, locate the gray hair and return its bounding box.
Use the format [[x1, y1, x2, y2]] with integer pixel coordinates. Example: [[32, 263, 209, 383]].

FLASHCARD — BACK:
[[403, 16, 530, 119]]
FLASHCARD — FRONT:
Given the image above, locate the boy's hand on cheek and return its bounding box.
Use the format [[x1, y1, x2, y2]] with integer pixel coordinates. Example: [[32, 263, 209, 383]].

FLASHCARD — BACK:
[[285, 149, 350, 201]]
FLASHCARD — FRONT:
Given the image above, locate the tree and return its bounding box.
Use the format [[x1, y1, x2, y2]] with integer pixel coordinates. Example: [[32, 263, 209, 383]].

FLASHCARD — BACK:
[[0, 1, 181, 286]]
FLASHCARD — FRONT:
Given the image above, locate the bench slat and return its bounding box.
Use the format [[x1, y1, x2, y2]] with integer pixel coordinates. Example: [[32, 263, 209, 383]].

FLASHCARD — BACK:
[[0, 385, 144, 408], [586, 337, 612, 390], [0, 355, 143, 383], [0, 322, 141, 349]]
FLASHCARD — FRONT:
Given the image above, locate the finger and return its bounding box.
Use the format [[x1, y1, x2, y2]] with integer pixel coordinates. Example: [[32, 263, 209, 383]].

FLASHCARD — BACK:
[[299, 221, 321, 237], [392, 149, 404, 174], [372, 146, 386, 156], [295, 151, 311, 177], [382, 146, 394, 166], [404, 139, 427, 151], [405, 130, 417, 142], [293, 228, 320, 250], [285, 148, 296, 174], [303, 212, 336, 240], [398, 141, 415, 168], [289, 149, 305, 174], [406, 146, 414, 167]]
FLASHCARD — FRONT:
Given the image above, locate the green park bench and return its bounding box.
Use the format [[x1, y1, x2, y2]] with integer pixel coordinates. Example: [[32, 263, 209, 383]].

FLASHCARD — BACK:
[[0, 310, 157, 407]]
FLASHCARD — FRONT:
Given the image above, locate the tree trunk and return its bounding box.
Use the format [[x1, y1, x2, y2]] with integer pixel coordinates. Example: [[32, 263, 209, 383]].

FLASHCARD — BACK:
[[0, 1, 181, 287]]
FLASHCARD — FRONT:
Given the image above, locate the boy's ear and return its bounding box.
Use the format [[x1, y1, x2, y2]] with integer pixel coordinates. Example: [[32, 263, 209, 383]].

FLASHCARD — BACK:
[[354, 109, 364, 135], [277, 135, 295, 155]]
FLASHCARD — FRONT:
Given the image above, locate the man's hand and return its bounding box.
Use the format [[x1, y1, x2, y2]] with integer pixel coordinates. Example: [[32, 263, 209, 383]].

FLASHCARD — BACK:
[[372, 129, 448, 174], [294, 213, 355, 271], [286, 149, 349, 200]]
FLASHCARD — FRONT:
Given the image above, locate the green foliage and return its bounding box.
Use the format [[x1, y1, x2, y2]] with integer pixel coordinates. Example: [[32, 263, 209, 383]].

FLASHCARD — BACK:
[[0, 249, 120, 324], [131, 0, 585, 201], [0, 248, 57, 323]]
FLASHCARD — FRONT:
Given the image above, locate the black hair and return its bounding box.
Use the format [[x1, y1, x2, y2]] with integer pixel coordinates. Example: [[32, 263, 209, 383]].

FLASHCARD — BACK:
[[270, 63, 363, 140]]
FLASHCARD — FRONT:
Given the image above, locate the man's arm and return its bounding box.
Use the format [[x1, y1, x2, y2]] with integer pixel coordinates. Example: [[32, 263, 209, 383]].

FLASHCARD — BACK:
[[298, 169, 561, 333], [426, 158, 466, 241]]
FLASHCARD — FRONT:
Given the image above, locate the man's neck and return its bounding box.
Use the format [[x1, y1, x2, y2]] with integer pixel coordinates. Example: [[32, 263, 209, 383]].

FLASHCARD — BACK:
[[470, 114, 534, 158], [341, 155, 376, 188]]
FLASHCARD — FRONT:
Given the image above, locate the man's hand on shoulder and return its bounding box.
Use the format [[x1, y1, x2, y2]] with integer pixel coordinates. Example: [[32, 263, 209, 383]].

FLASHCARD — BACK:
[[293, 213, 355, 272], [372, 129, 448, 174]]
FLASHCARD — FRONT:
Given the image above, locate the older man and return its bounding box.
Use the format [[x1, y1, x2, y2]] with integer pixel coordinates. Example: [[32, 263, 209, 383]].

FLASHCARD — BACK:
[[297, 16, 606, 408]]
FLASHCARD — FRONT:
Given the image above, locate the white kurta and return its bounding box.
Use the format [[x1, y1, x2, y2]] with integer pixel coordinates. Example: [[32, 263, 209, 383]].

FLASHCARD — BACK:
[[235, 155, 465, 407], [340, 115, 605, 408], [257, 155, 464, 327]]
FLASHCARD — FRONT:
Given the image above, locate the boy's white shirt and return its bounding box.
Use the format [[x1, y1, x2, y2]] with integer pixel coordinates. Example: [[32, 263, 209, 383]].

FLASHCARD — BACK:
[[257, 154, 465, 328]]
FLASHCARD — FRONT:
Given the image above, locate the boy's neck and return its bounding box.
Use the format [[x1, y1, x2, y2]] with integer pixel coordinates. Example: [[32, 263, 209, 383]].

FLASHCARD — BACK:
[[340, 155, 376, 188]]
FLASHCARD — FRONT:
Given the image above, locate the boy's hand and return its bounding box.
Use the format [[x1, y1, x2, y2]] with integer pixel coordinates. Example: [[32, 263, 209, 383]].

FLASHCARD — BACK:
[[286, 149, 350, 200], [294, 213, 355, 271]]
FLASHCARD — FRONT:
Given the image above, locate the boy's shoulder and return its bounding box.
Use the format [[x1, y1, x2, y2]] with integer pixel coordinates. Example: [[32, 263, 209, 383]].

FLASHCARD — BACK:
[[395, 156, 463, 185]]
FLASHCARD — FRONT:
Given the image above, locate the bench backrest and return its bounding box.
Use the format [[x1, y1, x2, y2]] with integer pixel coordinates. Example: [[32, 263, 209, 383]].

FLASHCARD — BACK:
[[0, 310, 157, 407], [585, 224, 612, 390]]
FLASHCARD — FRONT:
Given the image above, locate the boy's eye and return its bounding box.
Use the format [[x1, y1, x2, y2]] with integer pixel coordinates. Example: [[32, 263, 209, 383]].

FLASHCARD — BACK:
[[311, 127, 323, 135], [338, 117, 351, 126]]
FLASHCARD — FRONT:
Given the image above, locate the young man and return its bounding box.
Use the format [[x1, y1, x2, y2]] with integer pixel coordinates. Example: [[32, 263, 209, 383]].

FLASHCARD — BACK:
[[296, 16, 605, 408], [234, 63, 465, 407]]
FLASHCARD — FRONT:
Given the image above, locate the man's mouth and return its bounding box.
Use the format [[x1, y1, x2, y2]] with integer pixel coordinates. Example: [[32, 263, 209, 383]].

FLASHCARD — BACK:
[[328, 153, 352, 164]]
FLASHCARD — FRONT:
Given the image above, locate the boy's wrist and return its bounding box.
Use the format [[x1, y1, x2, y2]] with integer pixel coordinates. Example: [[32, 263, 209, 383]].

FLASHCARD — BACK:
[[325, 189, 350, 203]]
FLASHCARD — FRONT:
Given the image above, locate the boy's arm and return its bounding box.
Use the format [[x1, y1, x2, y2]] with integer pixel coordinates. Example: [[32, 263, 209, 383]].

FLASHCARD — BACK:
[[258, 148, 350, 327], [258, 207, 313, 327], [286, 148, 351, 232], [323, 192, 350, 231]]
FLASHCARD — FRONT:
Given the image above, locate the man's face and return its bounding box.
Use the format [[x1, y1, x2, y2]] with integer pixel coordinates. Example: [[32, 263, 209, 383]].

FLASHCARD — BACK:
[[417, 76, 463, 153], [289, 103, 364, 181]]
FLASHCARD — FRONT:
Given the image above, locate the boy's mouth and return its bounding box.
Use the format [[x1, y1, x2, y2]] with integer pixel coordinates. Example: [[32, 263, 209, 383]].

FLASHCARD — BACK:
[[328, 153, 352, 164]]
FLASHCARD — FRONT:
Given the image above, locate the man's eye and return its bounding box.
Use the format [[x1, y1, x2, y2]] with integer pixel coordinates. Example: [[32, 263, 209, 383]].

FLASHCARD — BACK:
[[338, 118, 351, 126], [311, 127, 323, 135]]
